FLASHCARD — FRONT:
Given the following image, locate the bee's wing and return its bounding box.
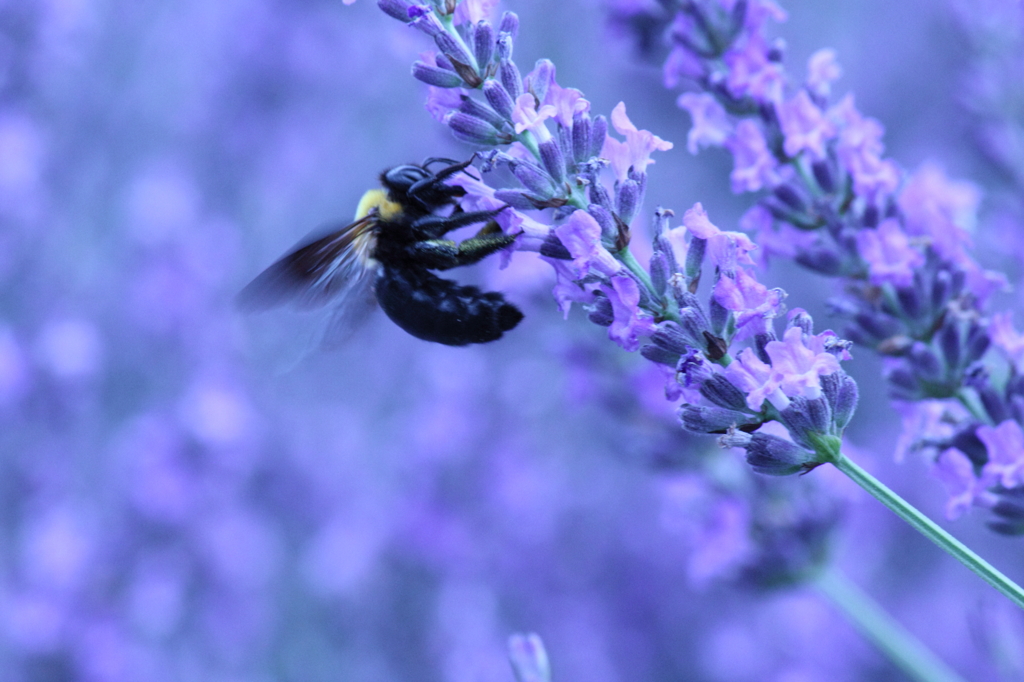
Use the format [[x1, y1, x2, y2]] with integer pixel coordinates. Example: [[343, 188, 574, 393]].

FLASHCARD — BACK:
[[237, 216, 378, 313], [316, 273, 380, 350]]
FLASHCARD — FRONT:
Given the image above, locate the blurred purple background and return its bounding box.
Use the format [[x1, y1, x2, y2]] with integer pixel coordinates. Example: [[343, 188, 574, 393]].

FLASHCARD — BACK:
[[2, 0, 1023, 680]]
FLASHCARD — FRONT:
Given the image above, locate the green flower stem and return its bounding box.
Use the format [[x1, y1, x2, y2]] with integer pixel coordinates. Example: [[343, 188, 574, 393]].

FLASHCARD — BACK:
[[814, 569, 966, 682], [616, 248, 681, 322], [832, 451, 1024, 610], [617, 249, 655, 295]]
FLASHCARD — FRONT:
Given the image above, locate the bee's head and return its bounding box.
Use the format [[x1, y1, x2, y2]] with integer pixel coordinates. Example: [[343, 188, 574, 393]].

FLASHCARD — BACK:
[[381, 161, 468, 214]]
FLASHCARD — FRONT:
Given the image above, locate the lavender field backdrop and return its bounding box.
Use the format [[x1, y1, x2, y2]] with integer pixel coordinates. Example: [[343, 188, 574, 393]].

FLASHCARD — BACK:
[[2, 0, 1024, 680]]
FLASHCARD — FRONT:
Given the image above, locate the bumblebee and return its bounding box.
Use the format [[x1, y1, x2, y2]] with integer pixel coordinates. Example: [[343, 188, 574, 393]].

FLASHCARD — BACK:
[[237, 158, 523, 346]]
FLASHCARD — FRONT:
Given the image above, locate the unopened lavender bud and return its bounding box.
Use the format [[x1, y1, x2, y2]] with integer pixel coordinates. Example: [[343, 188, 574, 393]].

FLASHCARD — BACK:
[[409, 8, 446, 36], [572, 111, 592, 163], [539, 231, 571, 259], [496, 189, 542, 211], [806, 396, 832, 434], [896, 285, 922, 320], [378, 0, 413, 22], [511, 160, 555, 197], [778, 402, 820, 451], [641, 344, 680, 366], [938, 322, 961, 370], [730, 0, 749, 34], [529, 59, 555, 104], [434, 53, 455, 71], [931, 269, 952, 309], [445, 111, 505, 146], [508, 633, 550, 682], [988, 520, 1024, 536], [746, 433, 817, 476], [412, 61, 464, 88], [885, 364, 920, 399], [979, 385, 1008, 425], [676, 290, 701, 311], [588, 296, 614, 326], [587, 178, 613, 213], [678, 308, 711, 348], [589, 115, 608, 160], [1007, 393, 1024, 425], [616, 179, 641, 226], [991, 495, 1024, 532], [908, 341, 942, 382], [587, 204, 616, 239], [458, 96, 507, 129], [498, 11, 519, 40], [701, 374, 749, 411], [855, 311, 900, 342], [993, 491, 1024, 521], [950, 268, 967, 295], [862, 204, 879, 228], [795, 247, 843, 276], [473, 21, 495, 69], [654, 251, 680, 293], [951, 427, 987, 467], [1010, 388, 1024, 423], [682, 405, 755, 434], [812, 159, 835, 193], [483, 79, 515, 120], [436, 34, 481, 87], [709, 296, 729, 336], [556, 127, 573, 171], [652, 321, 692, 355], [539, 140, 566, 185], [774, 184, 805, 211], [435, 32, 471, 66], [965, 322, 991, 363], [499, 59, 523, 100], [821, 372, 858, 430], [685, 237, 706, 279], [650, 251, 670, 297]]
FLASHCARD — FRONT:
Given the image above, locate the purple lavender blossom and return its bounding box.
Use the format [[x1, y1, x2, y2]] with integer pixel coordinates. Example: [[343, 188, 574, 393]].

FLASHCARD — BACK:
[[725, 119, 779, 193], [604, 274, 657, 352], [602, 102, 674, 182], [631, 0, 1024, 536], [776, 90, 836, 160], [978, 420, 1024, 489], [855, 218, 925, 288], [676, 92, 732, 154]]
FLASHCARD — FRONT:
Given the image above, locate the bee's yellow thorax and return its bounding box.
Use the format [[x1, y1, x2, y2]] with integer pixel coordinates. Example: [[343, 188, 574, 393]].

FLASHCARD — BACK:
[[355, 189, 403, 221]]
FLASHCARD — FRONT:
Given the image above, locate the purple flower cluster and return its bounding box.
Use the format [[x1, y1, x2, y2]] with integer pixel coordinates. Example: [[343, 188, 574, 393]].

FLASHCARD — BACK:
[[613, 0, 1024, 534], [379, 0, 861, 484]]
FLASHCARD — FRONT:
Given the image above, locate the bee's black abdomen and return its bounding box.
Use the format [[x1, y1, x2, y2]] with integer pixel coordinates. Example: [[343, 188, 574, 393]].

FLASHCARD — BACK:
[[375, 266, 522, 346]]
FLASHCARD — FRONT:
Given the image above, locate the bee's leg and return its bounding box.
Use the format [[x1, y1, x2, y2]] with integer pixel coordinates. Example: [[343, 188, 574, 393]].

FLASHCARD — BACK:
[[408, 157, 475, 203], [421, 157, 473, 177], [412, 205, 508, 238], [409, 233, 517, 270], [421, 157, 461, 169]]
